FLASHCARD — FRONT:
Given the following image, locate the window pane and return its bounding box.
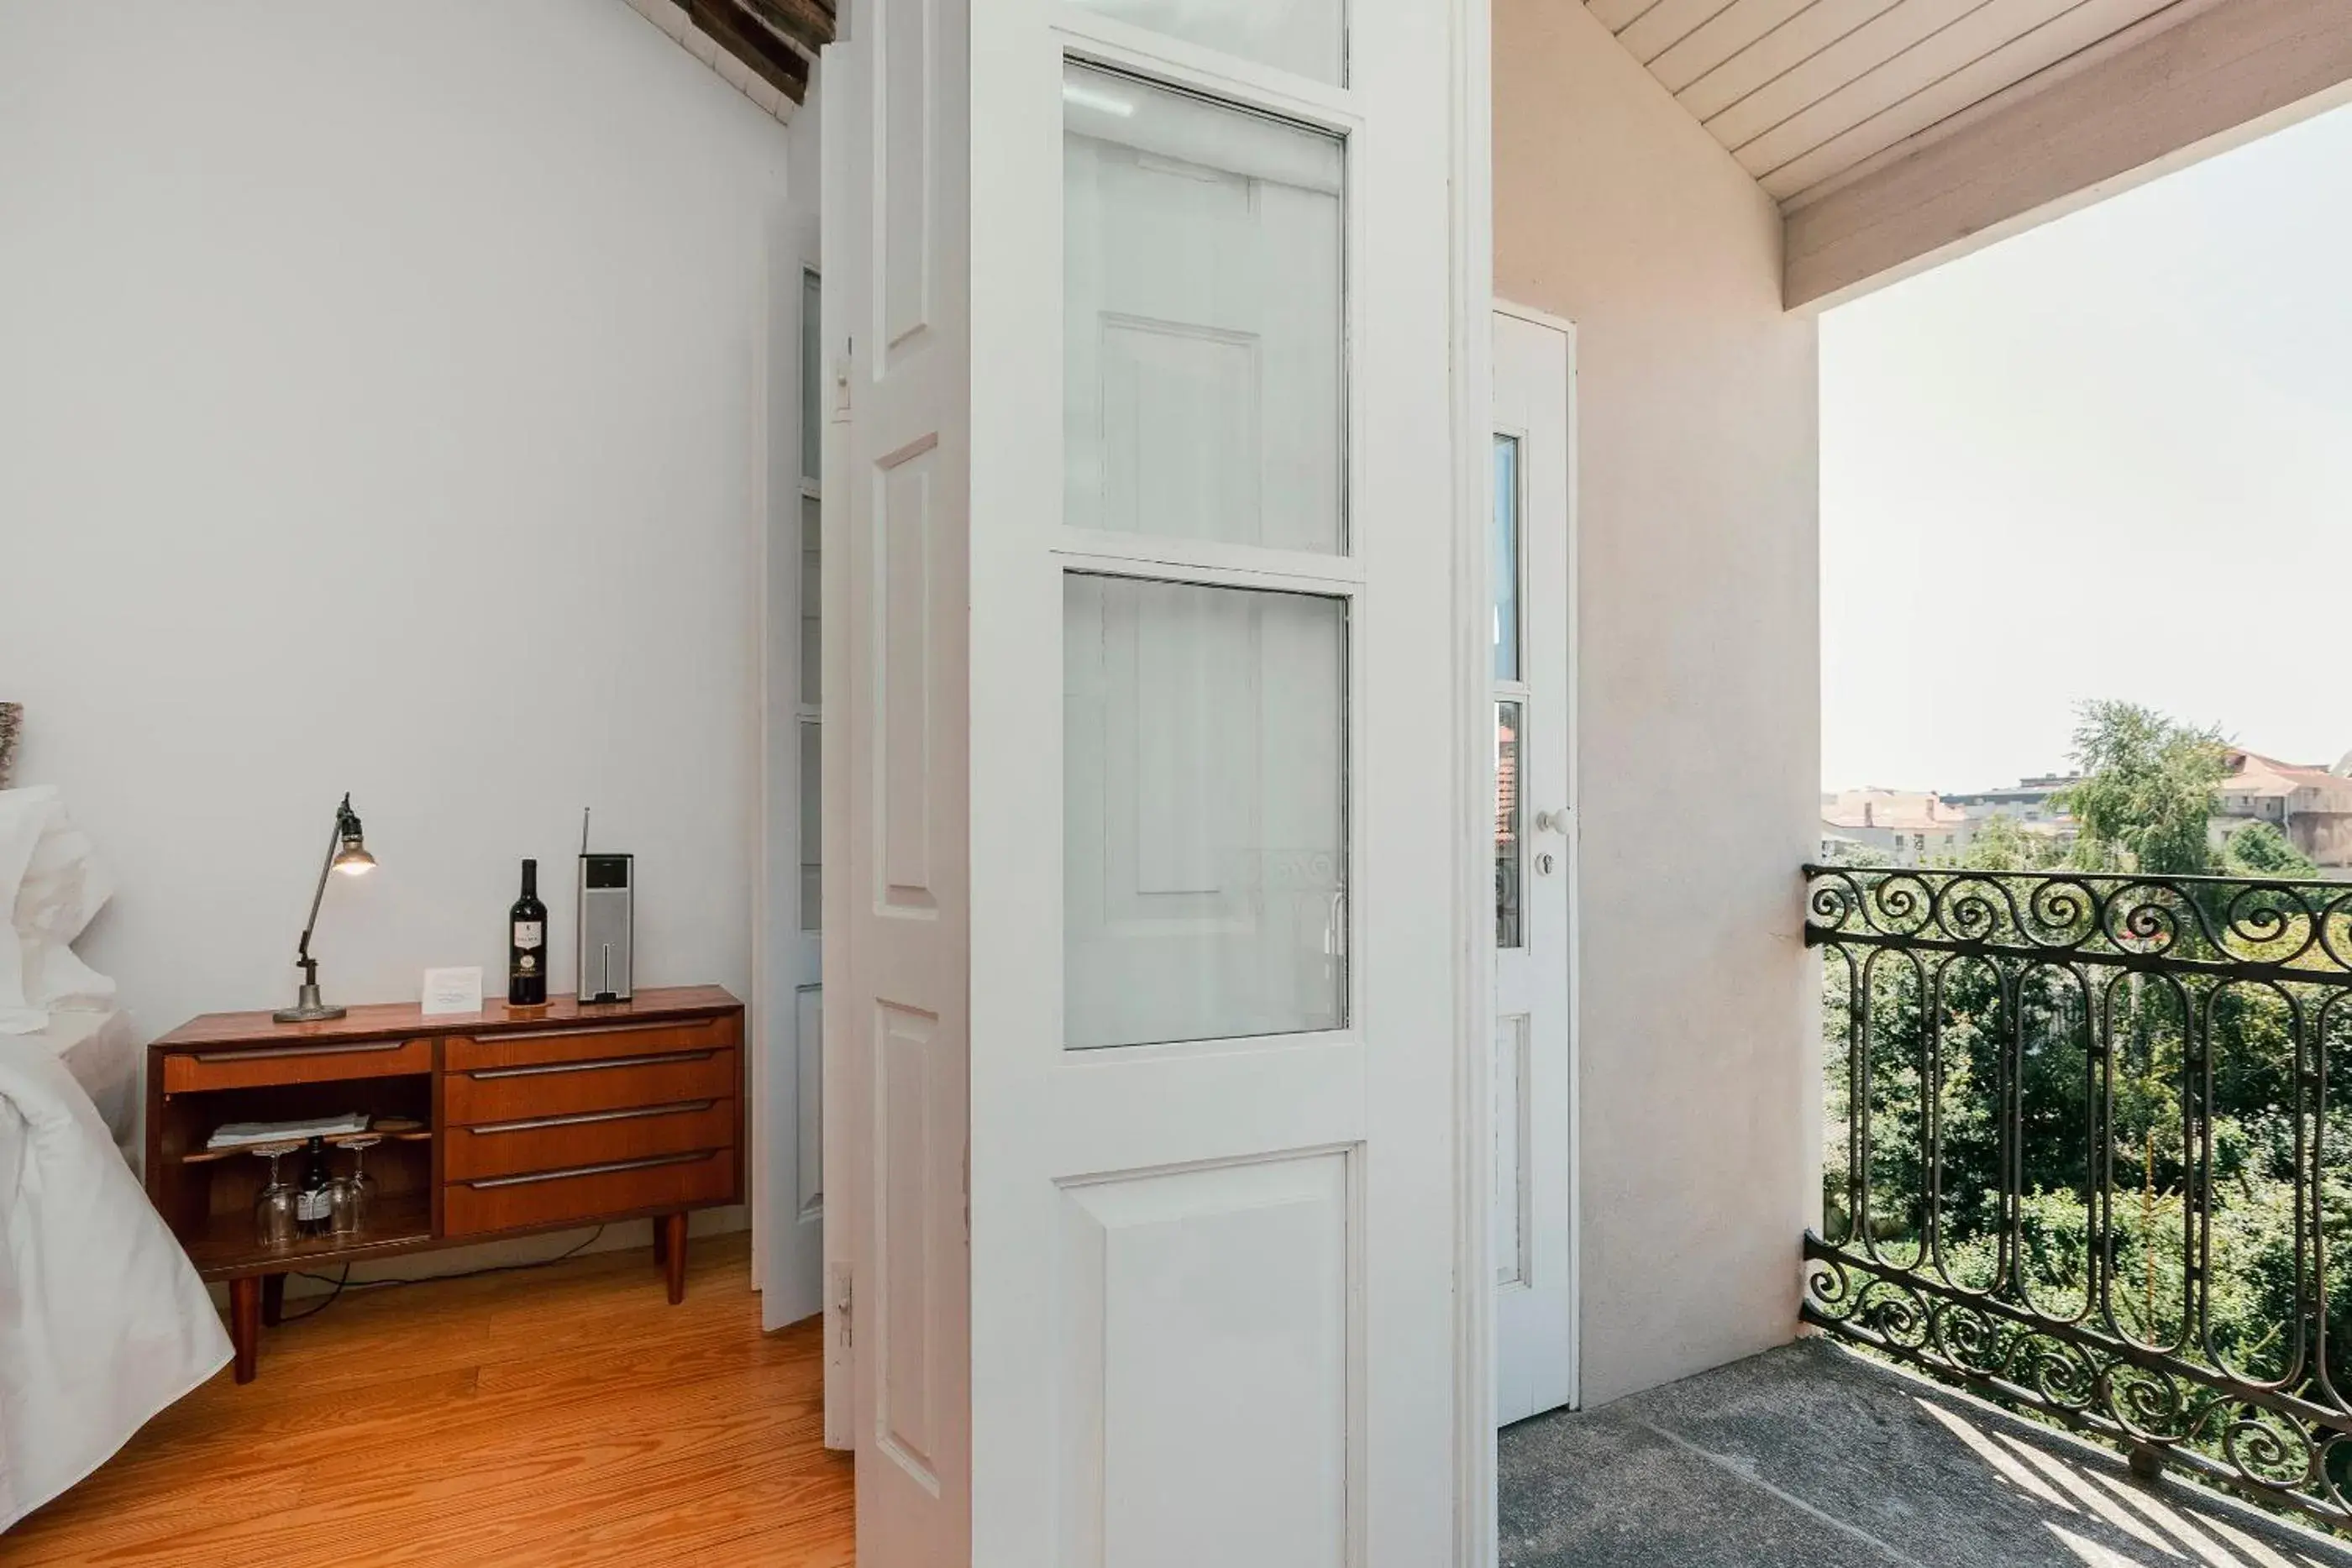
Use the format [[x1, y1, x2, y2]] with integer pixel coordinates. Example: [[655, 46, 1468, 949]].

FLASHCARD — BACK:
[[1493, 434, 1520, 682], [799, 495, 822, 708], [1064, 66, 1344, 554], [801, 270, 822, 488], [1065, 574, 1347, 1049], [799, 718, 822, 932], [1064, 0, 1343, 85], [1495, 700, 1523, 950]]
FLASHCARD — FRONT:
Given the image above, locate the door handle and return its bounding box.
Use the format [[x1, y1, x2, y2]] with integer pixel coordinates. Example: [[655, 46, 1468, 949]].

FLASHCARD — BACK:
[[1533, 809, 1571, 834]]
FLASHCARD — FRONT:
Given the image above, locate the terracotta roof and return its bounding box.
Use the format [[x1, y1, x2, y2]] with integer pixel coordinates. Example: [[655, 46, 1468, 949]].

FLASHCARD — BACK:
[[1821, 789, 1967, 834]]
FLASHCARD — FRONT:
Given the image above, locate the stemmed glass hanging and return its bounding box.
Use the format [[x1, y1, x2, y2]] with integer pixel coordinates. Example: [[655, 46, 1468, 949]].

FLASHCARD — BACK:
[[329, 1134, 380, 1238], [252, 1141, 301, 1249]]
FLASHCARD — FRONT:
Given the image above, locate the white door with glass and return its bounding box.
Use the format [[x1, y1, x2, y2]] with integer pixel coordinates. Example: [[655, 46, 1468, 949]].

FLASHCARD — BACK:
[[823, 0, 1480, 1560], [1493, 309, 1575, 1426]]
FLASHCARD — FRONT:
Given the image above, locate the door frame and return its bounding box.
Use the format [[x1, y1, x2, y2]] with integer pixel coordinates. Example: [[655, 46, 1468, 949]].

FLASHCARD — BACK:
[[1450, 7, 1498, 1557], [1490, 299, 1582, 1424]]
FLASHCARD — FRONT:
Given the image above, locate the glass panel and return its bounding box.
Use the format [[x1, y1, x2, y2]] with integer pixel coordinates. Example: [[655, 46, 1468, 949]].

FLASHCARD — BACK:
[[1063, 0, 1344, 85], [1493, 434, 1520, 682], [799, 495, 822, 708], [1064, 574, 1347, 1049], [1064, 65, 1344, 554], [798, 719, 822, 932], [801, 270, 822, 488], [1495, 700, 1523, 950]]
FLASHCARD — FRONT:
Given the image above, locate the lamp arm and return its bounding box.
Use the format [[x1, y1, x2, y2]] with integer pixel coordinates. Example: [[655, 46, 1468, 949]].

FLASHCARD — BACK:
[[291, 815, 343, 973]]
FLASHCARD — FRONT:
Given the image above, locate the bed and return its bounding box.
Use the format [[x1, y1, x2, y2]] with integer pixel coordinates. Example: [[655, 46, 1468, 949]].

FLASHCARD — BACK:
[[0, 787, 232, 1535]]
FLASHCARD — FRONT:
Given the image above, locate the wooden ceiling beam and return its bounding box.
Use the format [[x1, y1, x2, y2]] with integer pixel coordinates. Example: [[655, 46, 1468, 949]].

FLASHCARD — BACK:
[[737, 0, 835, 60], [686, 0, 813, 103], [1783, 0, 2352, 310]]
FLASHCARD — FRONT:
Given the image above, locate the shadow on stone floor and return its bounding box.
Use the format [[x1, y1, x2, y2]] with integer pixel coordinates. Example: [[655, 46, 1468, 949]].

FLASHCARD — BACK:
[[1499, 1337, 2352, 1568]]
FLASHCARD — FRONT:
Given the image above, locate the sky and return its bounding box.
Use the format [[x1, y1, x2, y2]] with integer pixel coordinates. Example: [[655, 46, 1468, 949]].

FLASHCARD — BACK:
[[1819, 99, 2352, 795]]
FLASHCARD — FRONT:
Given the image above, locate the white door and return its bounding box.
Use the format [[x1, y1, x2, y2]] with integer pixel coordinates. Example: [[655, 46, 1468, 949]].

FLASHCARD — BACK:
[[762, 254, 828, 1333], [826, 0, 1483, 1560], [1491, 310, 1575, 1426]]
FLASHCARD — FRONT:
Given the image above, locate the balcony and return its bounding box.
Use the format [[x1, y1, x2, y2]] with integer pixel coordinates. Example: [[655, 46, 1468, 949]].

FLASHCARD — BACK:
[[1499, 865, 2352, 1565], [1803, 863, 2352, 1537]]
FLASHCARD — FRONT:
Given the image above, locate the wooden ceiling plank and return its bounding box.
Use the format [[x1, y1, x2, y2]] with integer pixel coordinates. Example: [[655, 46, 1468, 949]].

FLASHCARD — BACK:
[[1677, 0, 1903, 123], [1589, 0, 1670, 34], [1735, 0, 2102, 180], [688, 0, 811, 102], [1620, 0, 1749, 64], [1649, 0, 1819, 94], [1761, 0, 2178, 200], [1706, 0, 1985, 153], [1784, 0, 2352, 307], [738, 0, 835, 57]]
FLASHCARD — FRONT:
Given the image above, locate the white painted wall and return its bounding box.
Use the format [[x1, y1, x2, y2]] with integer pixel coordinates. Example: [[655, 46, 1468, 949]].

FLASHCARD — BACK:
[[0, 4, 808, 1260], [1494, 0, 1821, 1408]]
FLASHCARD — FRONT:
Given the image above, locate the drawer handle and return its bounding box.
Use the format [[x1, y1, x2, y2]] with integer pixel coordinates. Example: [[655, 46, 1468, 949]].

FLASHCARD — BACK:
[[460, 1150, 717, 1188], [465, 1049, 717, 1081], [475, 1022, 714, 1046], [193, 1039, 410, 1064], [465, 1100, 717, 1135]]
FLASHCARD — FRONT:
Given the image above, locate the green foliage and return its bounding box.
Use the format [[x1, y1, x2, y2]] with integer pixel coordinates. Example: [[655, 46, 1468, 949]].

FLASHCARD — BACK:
[[2054, 700, 2229, 874], [1930, 815, 2065, 872], [2226, 820, 2318, 879]]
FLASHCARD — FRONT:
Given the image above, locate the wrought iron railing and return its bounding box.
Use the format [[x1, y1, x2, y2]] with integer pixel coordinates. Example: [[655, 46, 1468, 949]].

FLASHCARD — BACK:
[[1803, 863, 2352, 1529]]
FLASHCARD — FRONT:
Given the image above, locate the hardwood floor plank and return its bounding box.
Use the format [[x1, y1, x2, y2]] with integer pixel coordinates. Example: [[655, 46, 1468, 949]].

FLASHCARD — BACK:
[[3, 1235, 853, 1567]]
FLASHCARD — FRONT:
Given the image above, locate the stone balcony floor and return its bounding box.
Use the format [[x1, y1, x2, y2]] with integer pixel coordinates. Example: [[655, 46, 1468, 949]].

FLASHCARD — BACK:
[[1499, 1337, 2352, 1568]]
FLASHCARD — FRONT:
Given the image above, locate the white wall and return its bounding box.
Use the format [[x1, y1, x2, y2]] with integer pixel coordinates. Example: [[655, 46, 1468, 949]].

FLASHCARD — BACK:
[[1495, 0, 1821, 1407], [0, 1, 801, 1037]]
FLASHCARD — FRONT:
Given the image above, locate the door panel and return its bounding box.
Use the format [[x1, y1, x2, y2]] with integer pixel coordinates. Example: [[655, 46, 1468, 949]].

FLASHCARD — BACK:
[[825, 0, 974, 1552], [1492, 310, 1576, 1427]]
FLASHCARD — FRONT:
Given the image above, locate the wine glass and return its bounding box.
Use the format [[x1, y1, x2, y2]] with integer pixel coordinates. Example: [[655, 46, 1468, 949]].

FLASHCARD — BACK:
[[252, 1141, 301, 1249], [331, 1134, 381, 1237]]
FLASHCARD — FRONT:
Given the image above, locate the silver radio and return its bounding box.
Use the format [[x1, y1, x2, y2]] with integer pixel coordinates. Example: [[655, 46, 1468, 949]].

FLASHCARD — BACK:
[[575, 811, 634, 1003]]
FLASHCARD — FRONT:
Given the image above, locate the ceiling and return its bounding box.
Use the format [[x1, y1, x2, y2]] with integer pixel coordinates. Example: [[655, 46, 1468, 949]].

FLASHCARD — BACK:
[[1584, 0, 2207, 209]]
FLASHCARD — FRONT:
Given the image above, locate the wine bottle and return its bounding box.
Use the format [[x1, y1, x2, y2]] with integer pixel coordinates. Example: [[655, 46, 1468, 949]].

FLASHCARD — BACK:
[[510, 858, 549, 1006], [296, 1135, 333, 1237]]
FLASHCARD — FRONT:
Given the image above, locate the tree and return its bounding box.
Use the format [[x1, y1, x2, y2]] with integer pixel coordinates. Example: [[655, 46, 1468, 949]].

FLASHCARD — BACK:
[[2054, 700, 2229, 875], [1934, 814, 2064, 873], [2223, 820, 2318, 879]]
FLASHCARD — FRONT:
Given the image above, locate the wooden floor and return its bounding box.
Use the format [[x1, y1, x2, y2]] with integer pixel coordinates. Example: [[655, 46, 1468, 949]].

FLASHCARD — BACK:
[[3, 1235, 853, 1566]]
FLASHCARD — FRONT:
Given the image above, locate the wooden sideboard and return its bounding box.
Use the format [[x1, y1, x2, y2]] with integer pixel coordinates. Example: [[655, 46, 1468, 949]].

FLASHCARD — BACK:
[[146, 985, 744, 1382]]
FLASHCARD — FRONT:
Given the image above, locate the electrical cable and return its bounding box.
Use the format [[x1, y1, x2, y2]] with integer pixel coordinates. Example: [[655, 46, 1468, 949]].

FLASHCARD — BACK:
[[279, 1226, 608, 1324]]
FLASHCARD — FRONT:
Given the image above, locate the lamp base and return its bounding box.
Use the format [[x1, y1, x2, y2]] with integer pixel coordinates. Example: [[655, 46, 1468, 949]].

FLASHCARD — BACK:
[[273, 982, 347, 1024]]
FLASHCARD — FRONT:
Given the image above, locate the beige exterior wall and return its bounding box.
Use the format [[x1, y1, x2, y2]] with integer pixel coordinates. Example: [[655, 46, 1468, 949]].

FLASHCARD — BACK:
[[1495, 0, 1822, 1407]]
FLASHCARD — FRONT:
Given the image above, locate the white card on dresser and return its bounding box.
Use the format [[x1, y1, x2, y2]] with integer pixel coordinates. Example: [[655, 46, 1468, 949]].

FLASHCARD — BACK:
[[420, 966, 483, 1016]]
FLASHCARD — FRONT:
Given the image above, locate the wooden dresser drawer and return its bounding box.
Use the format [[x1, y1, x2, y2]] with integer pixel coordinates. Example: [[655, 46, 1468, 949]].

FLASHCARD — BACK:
[[444, 1015, 735, 1073], [163, 1036, 432, 1095], [443, 1097, 737, 1183], [443, 1047, 738, 1125], [443, 1148, 736, 1237]]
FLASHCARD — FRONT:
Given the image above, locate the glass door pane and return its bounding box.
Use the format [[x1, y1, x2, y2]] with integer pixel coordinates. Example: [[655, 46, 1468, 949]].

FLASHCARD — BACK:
[[1063, 64, 1345, 553], [1064, 0, 1345, 85], [1493, 433, 1520, 682], [1064, 574, 1347, 1049], [1495, 700, 1523, 950]]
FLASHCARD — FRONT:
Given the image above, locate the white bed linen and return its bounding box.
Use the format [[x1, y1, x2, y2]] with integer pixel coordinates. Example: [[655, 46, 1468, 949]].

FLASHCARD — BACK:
[[0, 1038, 230, 1533], [33, 1009, 139, 1167]]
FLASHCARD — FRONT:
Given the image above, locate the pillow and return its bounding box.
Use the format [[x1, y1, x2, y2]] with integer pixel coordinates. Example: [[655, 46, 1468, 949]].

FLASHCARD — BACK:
[[0, 789, 48, 1031], [0, 788, 119, 1029]]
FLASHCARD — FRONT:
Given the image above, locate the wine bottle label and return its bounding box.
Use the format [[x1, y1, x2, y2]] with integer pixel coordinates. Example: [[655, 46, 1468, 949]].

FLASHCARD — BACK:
[[517, 953, 538, 973], [297, 1192, 330, 1222], [514, 921, 543, 948]]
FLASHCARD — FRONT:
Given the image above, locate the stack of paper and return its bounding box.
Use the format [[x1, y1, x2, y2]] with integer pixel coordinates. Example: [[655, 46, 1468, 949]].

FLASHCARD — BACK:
[[205, 1112, 370, 1150]]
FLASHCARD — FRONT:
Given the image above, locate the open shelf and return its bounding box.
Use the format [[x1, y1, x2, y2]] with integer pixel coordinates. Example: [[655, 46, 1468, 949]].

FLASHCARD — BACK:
[[179, 1129, 432, 1166], [182, 1191, 433, 1280]]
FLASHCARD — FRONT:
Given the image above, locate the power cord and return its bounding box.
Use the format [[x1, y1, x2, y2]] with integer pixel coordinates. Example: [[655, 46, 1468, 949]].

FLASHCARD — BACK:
[[279, 1225, 608, 1324]]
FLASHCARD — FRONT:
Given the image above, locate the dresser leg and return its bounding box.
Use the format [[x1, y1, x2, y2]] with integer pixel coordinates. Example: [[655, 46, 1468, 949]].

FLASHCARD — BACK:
[[662, 1212, 688, 1305], [261, 1272, 286, 1327], [229, 1277, 261, 1384]]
